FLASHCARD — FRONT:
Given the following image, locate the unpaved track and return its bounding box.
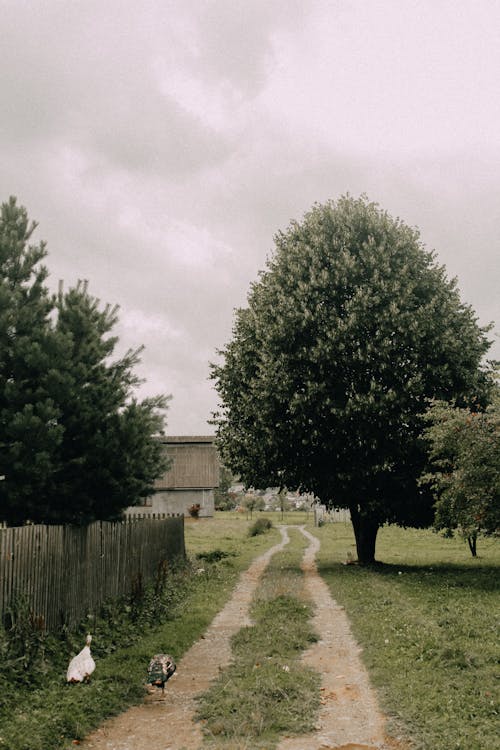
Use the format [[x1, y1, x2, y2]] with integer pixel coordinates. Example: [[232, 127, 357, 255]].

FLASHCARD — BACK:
[[81, 526, 398, 750], [276, 527, 390, 750], [81, 527, 290, 750]]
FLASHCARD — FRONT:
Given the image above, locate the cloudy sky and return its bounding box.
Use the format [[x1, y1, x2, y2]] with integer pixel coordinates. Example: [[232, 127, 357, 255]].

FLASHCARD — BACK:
[[2, 0, 499, 434]]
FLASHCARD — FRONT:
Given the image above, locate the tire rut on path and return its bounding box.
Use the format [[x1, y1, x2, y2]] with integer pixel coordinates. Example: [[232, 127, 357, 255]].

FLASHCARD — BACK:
[[81, 526, 291, 750], [82, 526, 402, 750], [276, 526, 392, 750]]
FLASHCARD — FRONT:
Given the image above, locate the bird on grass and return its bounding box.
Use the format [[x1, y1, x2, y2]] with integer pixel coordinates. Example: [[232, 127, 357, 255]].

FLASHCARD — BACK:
[[66, 634, 96, 683], [147, 654, 176, 697]]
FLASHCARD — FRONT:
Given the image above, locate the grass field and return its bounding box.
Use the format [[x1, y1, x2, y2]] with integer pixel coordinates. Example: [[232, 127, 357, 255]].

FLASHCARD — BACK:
[[314, 522, 500, 750], [191, 514, 500, 749], [0, 515, 498, 750], [208, 509, 316, 526]]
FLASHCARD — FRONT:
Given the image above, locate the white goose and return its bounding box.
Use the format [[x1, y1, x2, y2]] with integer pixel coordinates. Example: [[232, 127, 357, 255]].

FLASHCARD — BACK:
[[66, 634, 96, 683]]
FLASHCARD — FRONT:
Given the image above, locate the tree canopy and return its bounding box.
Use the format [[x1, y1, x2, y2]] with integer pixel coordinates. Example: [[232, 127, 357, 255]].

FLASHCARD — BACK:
[[421, 390, 500, 555], [0, 197, 169, 525], [211, 195, 492, 563]]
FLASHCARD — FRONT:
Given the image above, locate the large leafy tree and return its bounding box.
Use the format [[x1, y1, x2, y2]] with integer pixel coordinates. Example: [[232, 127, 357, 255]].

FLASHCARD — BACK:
[[420, 391, 500, 556], [211, 195, 492, 563], [0, 197, 169, 525]]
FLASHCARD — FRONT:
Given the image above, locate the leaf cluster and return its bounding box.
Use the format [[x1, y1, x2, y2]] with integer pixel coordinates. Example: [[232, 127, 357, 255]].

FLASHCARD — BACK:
[[248, 516, 273, 536], [421, 390, 500, 540]]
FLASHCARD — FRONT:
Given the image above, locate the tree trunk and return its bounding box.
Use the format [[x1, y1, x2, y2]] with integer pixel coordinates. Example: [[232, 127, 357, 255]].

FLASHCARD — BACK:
[[350, 505, 379, 565], [467, 533, 478, 557]]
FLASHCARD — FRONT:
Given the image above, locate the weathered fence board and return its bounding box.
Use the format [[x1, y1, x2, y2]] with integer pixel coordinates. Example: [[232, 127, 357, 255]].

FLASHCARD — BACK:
[[0, 516, 184, 631]]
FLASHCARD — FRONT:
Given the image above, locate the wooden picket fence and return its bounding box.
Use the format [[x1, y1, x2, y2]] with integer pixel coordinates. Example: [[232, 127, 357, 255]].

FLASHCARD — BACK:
[[0, 516, 184, 632]]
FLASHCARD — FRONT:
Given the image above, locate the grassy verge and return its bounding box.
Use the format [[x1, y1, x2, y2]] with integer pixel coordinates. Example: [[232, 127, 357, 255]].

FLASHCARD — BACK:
[[197, 526, 321, 749], [0, 519, 279, 750], [314, 523, 500, 750], [215, 509, 315, 525], [3, 516, 497, 750]]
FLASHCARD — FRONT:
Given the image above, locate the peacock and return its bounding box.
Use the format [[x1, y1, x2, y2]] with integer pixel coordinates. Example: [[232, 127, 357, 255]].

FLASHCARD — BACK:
[[67, 634, 96, 683], [147, 653, 176, 697]]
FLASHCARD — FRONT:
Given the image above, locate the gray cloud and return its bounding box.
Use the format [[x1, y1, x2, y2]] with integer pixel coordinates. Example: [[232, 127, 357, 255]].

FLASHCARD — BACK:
[[1, 0, 499, 433]]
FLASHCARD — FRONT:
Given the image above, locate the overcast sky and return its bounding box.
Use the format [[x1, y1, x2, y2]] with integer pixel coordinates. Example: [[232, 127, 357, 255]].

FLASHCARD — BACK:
[[2, 0, 499, 434]]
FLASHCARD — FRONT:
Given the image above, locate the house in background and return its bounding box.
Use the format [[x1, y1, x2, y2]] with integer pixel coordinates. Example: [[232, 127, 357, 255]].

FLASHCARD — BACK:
[[125, 436, 219, 518]]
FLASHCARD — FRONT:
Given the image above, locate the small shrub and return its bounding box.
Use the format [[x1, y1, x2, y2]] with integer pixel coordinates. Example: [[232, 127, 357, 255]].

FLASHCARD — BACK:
[[1, 596, 50, 684], [249, 517, 273, 536], [196, 549, 234, 563]]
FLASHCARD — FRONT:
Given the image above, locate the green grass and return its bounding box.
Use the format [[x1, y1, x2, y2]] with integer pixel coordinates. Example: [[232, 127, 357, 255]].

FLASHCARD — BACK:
[[314, 523, 500, 750], [184, 514, 281, 555], [215, 509, 315, 525], [196, 526, 321, 749], [2, 516, 497, 750], [0, 519, 279, 750]]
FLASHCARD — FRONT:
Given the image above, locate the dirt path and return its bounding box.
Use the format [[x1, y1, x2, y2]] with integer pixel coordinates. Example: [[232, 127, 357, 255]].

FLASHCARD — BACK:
[[276, 526, 395, 750], [81, 526, 399, 750], [81, 527, 291, 750]]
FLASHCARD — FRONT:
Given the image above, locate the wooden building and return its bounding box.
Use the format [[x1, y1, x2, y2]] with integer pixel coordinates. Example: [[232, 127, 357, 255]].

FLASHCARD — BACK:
[[125, 436, 219, 518]]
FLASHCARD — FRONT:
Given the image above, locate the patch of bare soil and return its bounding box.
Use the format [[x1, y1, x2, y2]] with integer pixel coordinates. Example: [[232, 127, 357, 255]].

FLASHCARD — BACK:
[[80, 526, 407, 750]]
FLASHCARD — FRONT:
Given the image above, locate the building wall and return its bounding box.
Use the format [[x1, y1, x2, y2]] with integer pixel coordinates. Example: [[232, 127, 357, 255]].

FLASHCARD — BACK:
[[126, 436, 219, 518], [155, 437, 219, 490], [134, 488, 215, 518]]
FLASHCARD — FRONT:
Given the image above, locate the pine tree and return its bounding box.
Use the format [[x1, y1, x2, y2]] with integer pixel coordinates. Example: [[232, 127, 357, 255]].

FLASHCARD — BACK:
[[0, 198, 169, 525], [46, 281, 169, 523], [0, 197, 65, 524]]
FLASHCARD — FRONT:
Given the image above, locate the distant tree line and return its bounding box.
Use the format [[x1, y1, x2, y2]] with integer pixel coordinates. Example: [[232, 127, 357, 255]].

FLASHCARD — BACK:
[[0, 197, 169, 526]]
